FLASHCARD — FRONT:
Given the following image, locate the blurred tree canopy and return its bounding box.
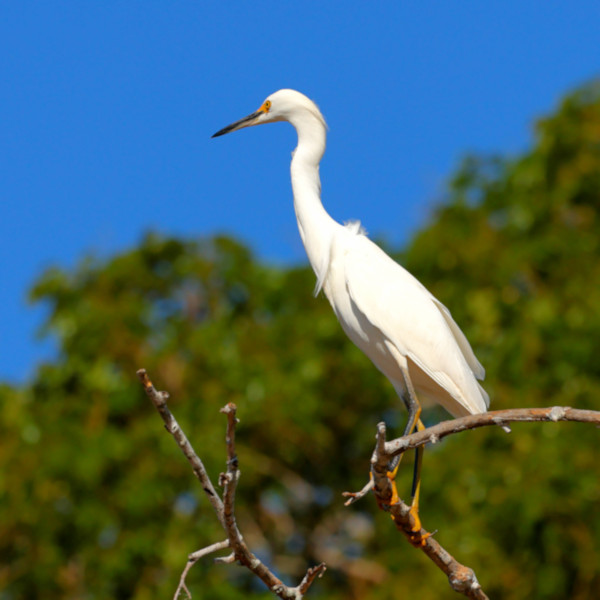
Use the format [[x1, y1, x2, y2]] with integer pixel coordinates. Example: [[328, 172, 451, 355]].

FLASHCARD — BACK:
[[2, 82, 599, 600]]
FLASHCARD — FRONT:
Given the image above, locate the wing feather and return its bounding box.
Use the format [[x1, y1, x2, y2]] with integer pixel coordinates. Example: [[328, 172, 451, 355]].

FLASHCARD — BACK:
[[339, 235, 488, 415], [431, 298, 485, 381]]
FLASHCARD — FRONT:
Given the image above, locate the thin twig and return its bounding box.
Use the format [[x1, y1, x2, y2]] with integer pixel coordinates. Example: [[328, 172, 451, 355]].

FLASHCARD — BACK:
[[293, 563, 328, 596], [137, 369, 225, 526], [342, 478, 374, 506], [173, 540, 230, 600], [214, 552, 236, 564]]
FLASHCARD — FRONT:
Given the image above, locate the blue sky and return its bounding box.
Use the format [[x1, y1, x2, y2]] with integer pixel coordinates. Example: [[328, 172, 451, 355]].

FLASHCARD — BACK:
[[2, 2, 599, 383]]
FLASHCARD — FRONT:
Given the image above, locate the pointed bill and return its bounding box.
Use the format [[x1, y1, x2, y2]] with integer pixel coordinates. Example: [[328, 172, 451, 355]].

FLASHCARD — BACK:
[[212, 110, 265, 138]]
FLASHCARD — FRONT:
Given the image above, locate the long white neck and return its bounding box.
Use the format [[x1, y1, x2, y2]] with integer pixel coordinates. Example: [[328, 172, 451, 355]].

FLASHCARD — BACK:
[[289, 112, 339, 293]]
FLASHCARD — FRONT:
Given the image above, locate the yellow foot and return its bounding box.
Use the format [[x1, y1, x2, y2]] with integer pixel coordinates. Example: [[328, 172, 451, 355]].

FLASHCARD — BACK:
[[406, 505, 435, 547], [409, 529, 433, 547], [408, 502, 422, 533], [386, 471, 400, 506], [382, 471, 401, 521]]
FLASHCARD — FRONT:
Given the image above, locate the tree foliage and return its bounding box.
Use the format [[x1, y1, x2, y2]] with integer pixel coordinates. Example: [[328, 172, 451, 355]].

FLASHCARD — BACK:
[[2, 82, 599, 599]]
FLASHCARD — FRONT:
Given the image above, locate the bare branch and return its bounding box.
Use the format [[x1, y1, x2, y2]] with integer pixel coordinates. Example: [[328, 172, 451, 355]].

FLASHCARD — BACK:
[[139, 369, 325, 600], [293, 563, 327, 596], [351, 405, 600, 599], [137, 369, 225, 526], [215, 403, 324, 599], [214, 552, 236, 564], [219, 403, 241, 550], [371, 422, 395, 505], [385, 407, 600, 457], [342, 478, 374, 506], [363, 420, 489, 598], [173, 540, 230, 600], [187, 540, 231, 560]]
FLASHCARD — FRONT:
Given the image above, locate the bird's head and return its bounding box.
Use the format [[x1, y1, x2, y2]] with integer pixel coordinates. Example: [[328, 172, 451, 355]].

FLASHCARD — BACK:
[[212, 89, 326, 138]]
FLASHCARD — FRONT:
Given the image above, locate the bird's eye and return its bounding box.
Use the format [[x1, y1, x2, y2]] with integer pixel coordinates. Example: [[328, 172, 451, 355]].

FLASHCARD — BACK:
[[264, 100, 271, 111]]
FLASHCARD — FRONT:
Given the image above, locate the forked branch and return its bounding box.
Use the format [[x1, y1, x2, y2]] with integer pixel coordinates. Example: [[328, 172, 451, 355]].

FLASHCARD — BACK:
[[137, 369, 326, 600], [345, 405, 600, 599], [368, 422, 488, 599]]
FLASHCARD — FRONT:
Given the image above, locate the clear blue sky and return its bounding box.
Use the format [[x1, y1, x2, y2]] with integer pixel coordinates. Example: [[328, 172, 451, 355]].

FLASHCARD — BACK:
[[2, 2, 599, 383]]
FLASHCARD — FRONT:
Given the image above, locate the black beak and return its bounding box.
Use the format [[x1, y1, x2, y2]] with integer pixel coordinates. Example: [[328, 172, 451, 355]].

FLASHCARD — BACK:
[[212, 110, 263, 138]]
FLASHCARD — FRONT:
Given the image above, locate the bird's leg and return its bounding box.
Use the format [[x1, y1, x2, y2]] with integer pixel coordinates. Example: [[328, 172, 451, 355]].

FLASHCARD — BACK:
[[387, 368, 421, 503], [387, 369, 421, 478], [408, 418, 426, 533], [382, 374, 433, 545], [400, 372, 421, 438]]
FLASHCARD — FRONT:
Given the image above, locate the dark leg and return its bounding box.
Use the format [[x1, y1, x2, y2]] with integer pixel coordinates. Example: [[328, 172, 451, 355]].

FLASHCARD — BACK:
[[408, 418, 426, 532], [386, 366, 430, 542], [388, 366, 422, 477], [401, 368, 421, 437]]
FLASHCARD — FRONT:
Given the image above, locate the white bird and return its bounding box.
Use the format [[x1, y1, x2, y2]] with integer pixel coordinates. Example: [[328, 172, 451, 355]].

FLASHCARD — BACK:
[[213, 89, 489, 527]]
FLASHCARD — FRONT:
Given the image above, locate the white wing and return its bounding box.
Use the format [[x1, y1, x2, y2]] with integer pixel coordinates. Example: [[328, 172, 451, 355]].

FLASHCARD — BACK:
[[332, 232, 489, 417]]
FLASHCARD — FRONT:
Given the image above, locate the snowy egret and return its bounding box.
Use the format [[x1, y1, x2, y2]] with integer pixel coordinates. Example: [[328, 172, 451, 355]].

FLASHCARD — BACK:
[[213, 89, 489, 526]]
